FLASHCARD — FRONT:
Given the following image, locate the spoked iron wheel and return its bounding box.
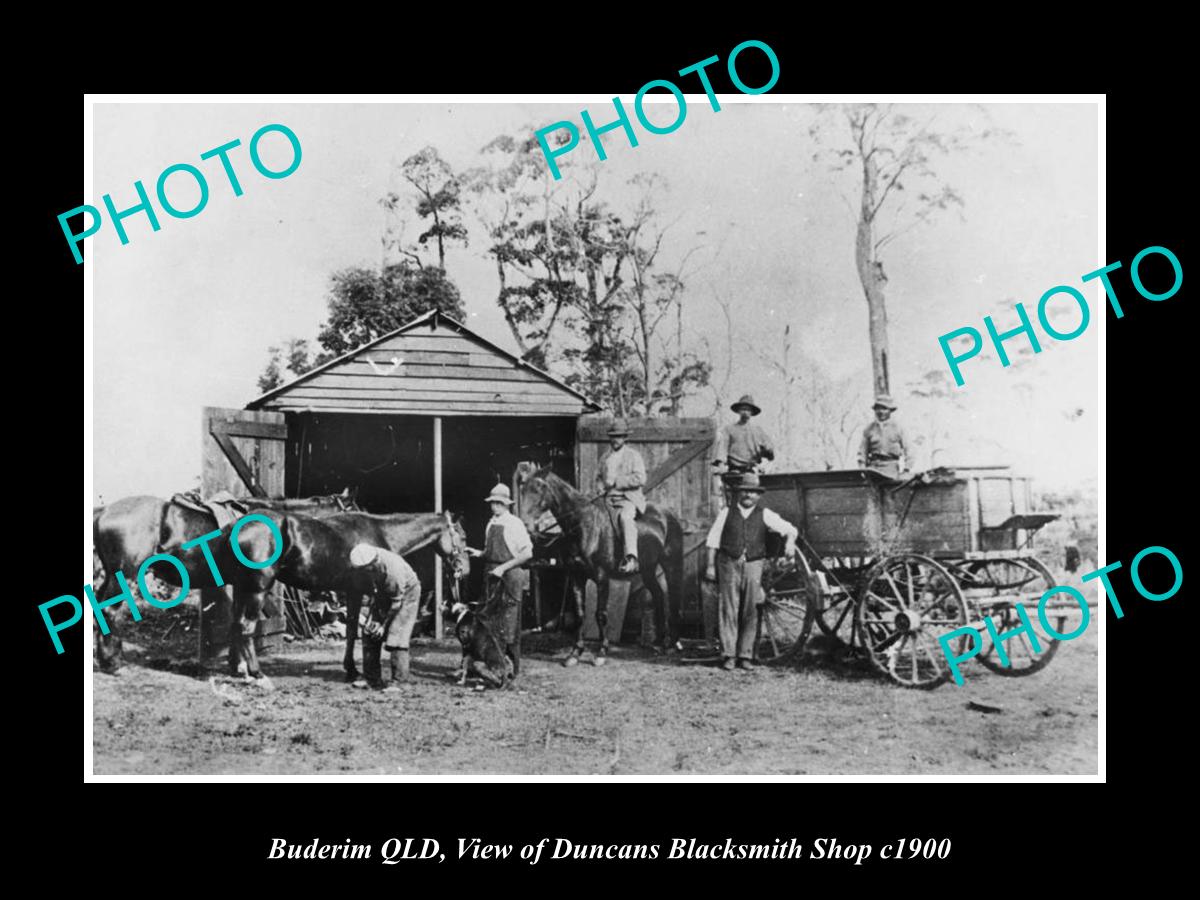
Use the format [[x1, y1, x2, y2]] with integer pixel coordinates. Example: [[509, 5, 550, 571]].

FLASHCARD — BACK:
[[754, 552, 817, 665], [961, 557, 1061, 676], [854, 554, 969, 689]]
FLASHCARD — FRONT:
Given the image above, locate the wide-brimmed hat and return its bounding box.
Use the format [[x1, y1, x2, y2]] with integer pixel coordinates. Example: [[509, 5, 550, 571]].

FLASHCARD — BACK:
[[731, 394, 761, 416], [873, 394, 898, 410], [349, 543, 379, 567], [485, 484, 514, 505], [607, 420, 631, 437], [736, 473, 764, 493]]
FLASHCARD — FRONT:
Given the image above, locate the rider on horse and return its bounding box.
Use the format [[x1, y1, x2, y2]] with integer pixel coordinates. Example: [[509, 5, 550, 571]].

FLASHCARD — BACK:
[[596, 420, 647, 575]]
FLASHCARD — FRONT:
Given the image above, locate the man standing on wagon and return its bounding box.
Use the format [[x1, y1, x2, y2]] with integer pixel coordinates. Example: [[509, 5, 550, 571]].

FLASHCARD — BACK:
[[596, 420, 647, 576], [704, 473, 798, 672], [468, 483, 534, 677], [713, 394, 776, 478], [858, 394, 909, 479]]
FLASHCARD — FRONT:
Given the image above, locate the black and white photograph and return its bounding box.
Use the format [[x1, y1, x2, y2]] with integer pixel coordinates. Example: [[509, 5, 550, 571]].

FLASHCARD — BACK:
[[85, 96, 1100, 777]]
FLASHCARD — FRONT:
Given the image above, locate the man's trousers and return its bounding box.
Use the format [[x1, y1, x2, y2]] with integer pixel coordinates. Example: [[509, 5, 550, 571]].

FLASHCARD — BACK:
[[717, 553, 764, 661]]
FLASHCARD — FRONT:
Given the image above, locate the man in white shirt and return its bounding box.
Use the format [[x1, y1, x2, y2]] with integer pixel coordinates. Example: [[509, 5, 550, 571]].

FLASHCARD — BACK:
[[704, 473, 798, 671], [468, 483, 534, 677]]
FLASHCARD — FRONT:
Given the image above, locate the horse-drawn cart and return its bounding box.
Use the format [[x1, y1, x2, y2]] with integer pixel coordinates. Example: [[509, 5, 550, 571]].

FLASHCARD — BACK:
[[751, 466, 1080, 688]]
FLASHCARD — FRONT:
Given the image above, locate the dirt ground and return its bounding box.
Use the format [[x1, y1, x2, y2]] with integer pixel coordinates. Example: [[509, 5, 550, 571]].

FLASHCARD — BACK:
[[92, 597, 1099, 776]]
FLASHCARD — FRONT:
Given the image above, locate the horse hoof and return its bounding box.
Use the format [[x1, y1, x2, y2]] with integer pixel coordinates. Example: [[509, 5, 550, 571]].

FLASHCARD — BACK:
[[344, 670, 360, 684], [563, 656, 579, 668], [593, 655, 607, 667], [235, 661, 249, 678], [255, 675, 275, 692]]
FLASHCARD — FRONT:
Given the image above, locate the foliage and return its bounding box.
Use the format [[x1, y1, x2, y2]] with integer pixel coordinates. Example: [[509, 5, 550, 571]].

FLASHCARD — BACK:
[[464, 138, 710, 414], [316, 264, 464, 357], [256, 265, 464, 392], [382, 146, 469, 269]]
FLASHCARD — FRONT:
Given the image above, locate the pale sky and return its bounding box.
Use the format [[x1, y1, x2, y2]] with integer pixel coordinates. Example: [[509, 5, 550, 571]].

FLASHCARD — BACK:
[[92, 100, 1099, 504]]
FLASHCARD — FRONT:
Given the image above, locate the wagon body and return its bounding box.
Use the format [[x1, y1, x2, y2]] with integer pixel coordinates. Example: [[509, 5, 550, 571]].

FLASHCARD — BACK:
[[757, 466, 1052, 560]]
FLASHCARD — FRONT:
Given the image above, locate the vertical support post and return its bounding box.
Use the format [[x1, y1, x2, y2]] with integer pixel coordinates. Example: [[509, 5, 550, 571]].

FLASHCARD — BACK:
[[433, 415, 443, 640]]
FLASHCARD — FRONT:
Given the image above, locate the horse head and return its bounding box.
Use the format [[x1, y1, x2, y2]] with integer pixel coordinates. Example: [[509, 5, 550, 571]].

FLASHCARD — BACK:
[[516, 464, 554, 533], [439, 511, 471, 583]]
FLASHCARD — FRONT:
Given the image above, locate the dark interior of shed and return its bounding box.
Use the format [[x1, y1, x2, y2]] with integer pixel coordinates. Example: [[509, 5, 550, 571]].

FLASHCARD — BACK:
[[285, 412, 577, 604]]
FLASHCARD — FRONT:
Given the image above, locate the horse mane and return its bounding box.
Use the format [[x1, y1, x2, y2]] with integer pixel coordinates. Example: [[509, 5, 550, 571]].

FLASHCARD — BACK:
[[524, 467, 604, 537]]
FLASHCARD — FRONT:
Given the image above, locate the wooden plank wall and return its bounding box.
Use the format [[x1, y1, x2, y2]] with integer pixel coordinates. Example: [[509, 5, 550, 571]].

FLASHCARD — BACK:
[[200, 406, 289, 663], [202, 407, 287, 498], [256, 325, 591, 417], [576, 416, 717, 641]]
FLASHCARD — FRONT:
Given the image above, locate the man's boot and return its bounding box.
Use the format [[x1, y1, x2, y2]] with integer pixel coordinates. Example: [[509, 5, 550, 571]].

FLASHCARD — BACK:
[[361, 637, 383, 688], [390, 648, 411, 683]]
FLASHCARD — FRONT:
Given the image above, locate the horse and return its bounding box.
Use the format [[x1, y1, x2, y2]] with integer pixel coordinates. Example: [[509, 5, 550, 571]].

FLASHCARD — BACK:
[[224, 510, 471, 683], [90, 491, 353, 672], [515, 464, 684, 666]]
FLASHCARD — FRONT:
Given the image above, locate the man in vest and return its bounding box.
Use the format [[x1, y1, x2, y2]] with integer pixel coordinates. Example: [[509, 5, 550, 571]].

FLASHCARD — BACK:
[[348, 543, 423, 691], [858, 394, 909, 479], [596, 420, 647, 575], [468, 483, 534, 677], [704, 473, 798, 672]]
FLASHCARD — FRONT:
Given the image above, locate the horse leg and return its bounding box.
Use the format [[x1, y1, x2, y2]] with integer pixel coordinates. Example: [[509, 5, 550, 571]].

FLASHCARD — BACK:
[[236, 589, 273, 688], [645, 558, 671, 652], [343, 593, 362, 682], [594, 578, 610, 666], [227, 589, 246, 677], [94, 571, 124, 673], [563, 574, 586, 668]]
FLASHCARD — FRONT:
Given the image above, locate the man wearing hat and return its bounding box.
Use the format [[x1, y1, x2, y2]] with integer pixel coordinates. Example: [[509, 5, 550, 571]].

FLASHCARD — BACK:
[[704, 473, 798, 672], [467, 483, 534, 676], [348, 542, 423, 690], [596, 420, 647, 575], [858, 394, 909, 479], [714, 394, 775, 473]]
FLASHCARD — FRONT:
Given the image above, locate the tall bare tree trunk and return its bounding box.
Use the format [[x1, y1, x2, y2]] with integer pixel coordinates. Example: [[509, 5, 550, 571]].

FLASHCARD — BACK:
[[856, 154, 890, 397]]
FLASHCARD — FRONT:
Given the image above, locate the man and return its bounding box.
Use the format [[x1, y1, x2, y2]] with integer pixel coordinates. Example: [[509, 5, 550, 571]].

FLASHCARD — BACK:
[[713, 394, 776, 476], [704, 473, 798, 672], [348, 542, 423, 691], [467, 483, 533, 677], [858, 394, 909, 479], [596, 420, 647, 575]]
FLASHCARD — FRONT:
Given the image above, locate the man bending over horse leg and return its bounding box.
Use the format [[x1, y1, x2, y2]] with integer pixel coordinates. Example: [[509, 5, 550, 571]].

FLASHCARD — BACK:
[[349, 543, 422, 692], [597, 420, 647, 576]]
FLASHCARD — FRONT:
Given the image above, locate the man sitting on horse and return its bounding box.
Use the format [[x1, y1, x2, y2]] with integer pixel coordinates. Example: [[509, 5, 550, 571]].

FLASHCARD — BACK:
[[596, 420, 647, 576], [348, 543, 422, 691]]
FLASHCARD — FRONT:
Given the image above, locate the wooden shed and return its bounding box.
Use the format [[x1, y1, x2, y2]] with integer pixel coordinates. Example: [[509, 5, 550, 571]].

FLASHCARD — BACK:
[[201, 310, 719, 647]]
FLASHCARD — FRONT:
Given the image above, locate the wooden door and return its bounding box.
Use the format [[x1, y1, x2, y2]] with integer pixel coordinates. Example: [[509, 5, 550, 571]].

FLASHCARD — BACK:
[[576, 416, 717, 641], [199, 407, 289, 662]]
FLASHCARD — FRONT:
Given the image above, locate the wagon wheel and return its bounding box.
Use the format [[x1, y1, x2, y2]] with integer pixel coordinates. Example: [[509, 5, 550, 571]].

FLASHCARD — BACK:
[[963, 557, 1062, 676], [854, 553, 969, 689], [754, 551, 817, 665], [806, 554, 869, 644], [815, 587, 857, 643]]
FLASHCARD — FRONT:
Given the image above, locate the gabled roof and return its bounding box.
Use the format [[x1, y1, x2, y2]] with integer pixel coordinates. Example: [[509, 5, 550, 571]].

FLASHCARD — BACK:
[[245, 309, 599, 416]]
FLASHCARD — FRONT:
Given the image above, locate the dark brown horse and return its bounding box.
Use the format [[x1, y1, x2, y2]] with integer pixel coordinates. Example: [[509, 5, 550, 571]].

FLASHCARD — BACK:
[[225, 510, 470, 683], [91, 492, 352, 672], [516, 464, 684, 666]]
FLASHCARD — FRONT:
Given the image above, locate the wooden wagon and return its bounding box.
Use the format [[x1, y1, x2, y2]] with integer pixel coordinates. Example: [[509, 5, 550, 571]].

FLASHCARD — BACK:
[[748, 465, 1082, 688]]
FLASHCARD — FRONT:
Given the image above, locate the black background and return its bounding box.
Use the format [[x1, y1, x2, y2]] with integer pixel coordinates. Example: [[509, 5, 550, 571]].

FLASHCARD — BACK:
[[18, 21, 1188, 883]]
